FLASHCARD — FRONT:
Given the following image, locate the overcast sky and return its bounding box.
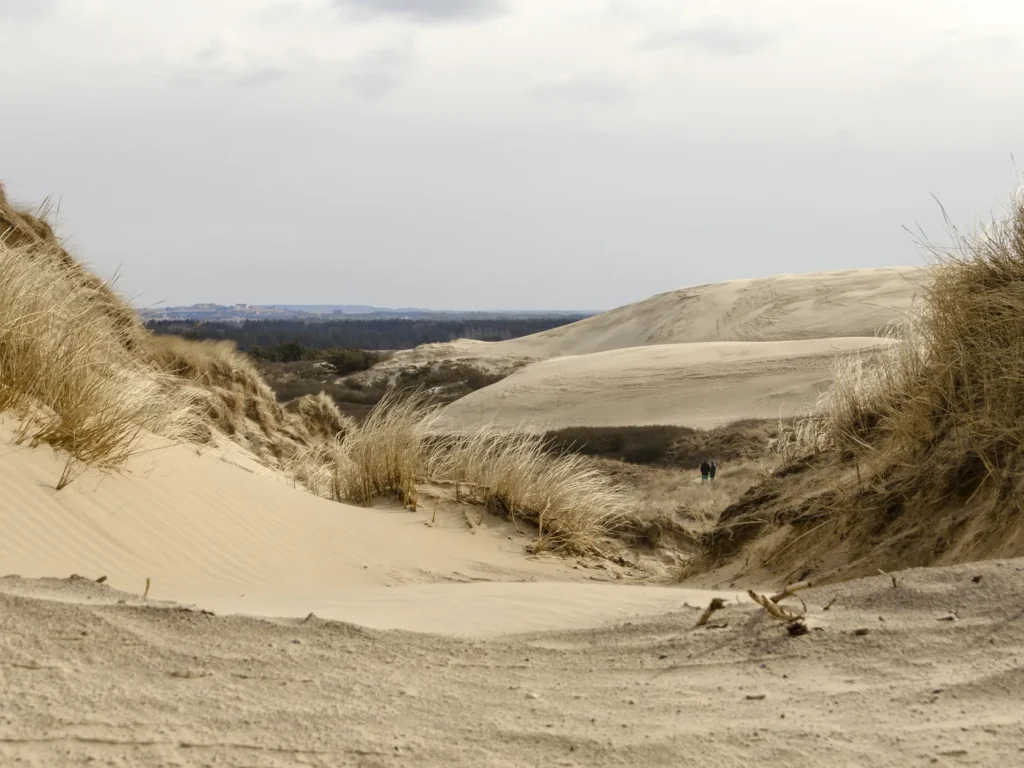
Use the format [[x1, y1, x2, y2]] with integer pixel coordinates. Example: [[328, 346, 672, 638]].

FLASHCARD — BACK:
[[1, 0, 1022, 310]]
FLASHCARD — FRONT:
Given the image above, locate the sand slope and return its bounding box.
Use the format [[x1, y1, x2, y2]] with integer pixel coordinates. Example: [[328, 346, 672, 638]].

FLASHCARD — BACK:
[[4, 561, 1023, 767], [440, 337, 890, 431]]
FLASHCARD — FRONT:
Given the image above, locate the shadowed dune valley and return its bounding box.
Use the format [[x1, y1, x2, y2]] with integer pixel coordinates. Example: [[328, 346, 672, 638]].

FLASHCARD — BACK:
[[5, 5, 1024, 765]]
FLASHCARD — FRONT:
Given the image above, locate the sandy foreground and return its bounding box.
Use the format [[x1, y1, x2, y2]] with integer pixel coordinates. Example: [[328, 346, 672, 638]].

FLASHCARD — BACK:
[[3, 562, 1023, 768], [439, 337, 889, 431]]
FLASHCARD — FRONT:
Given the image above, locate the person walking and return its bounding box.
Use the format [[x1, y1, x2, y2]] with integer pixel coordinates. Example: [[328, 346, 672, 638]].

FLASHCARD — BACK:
[[699, 458, 711, 483], [709, 460, 717, 481]]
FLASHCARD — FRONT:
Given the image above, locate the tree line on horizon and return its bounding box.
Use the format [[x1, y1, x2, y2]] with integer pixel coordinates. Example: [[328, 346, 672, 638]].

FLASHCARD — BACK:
[[146, 316, 585, 360]]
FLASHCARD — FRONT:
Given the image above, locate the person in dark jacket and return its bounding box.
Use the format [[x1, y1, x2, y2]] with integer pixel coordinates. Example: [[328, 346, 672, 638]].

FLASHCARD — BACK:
[[699, 458, 711, 483], [709, 460, 717, 481]]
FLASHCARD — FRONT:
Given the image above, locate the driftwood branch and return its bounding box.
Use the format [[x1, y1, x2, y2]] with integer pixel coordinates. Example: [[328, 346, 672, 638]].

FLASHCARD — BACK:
[[694, 598, 727, 627], [747, 590, 804, 621], [770, 579, 814, 603]]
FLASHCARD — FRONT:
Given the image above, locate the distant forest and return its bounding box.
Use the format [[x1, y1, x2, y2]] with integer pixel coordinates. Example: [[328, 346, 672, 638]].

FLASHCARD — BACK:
[[146, 316, 586, 353]]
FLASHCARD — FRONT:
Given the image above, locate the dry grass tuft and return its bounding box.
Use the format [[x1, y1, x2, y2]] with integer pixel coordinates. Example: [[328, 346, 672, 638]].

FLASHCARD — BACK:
[[285, 392, 354, 442], [290, 392, 433, 505], [148, 337, 281, 430], [291, 396, 631, 557], [430, 427, 631, 556]]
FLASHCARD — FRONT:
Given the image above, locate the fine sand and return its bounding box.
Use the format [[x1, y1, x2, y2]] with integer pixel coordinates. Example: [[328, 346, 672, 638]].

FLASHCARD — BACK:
[[4, 561, 1023, 767], [439, 337, 890, 431]]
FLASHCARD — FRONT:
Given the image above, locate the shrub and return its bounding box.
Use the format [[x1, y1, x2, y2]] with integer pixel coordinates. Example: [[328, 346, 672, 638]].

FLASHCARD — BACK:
[[323, 347, 384, 375]]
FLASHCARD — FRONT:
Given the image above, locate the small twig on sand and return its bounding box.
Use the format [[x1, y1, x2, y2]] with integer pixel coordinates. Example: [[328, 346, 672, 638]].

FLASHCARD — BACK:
[[143, 577, 151, 600], [95, 575, 108, 584], [878, 568, 898, 589], [695, 598, 727, 628], [770, 580, 814, 603], [822, 596, 838, 611], [748, 590, 804, 621], [431, 499, 438, 524]]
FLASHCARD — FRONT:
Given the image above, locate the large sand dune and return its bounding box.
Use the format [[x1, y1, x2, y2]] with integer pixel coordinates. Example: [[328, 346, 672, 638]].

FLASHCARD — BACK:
[[440, 337, 890, 431], [392, 267, 925, 372], [393, 268, 926, 431]]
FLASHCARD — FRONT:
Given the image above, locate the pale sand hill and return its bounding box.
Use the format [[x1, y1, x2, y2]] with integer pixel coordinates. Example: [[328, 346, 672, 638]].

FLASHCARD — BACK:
[[0, 419, 715, 636], [3, 562, 1023, 767], [385, 267, 926, 374], [439, 337, 890, 431]]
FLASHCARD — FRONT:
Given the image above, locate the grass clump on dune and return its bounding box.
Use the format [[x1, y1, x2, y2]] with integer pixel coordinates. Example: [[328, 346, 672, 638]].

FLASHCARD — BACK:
[[431, 427, 631, 556], [147, 335, 285, 441], [292, 394, 631, 557], [292, 392, 430, 504], [0, 192, 199, 487]]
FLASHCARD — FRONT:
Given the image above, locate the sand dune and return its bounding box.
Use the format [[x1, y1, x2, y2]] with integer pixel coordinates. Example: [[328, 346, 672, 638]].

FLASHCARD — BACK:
[[0, 419, 720, 636], [4, 561, 1022, 767], [388, 267, 925, 373], [440, 337, 890, 431]]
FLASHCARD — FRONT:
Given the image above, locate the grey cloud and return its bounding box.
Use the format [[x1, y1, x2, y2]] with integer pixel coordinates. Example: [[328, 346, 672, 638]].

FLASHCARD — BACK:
[[532, 75, 631, 105], [639, 19, 777, 56], [333, 0, 507, 23]]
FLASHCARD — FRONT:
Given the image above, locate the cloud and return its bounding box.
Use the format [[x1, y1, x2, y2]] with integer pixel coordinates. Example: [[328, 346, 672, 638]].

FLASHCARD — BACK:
[[232, 67, 291, 88], [343, 46, 415, 99], [333, 0, 507, 23], [0, 0, 56, 20], [639, 19, 778, 56], [174, 42, 294, 89], [917, 33, 1019, 69], [532, 74, 631, 105]]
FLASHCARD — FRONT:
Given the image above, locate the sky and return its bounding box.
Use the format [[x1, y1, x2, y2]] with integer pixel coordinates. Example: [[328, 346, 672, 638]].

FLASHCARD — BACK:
[[1, 0, 1022, 311]]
